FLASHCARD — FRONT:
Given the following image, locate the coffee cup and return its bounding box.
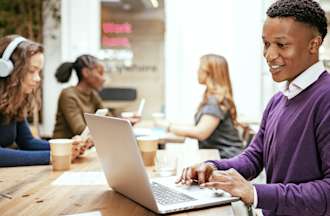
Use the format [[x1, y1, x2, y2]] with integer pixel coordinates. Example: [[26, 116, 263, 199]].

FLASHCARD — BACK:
[[136, 136, 159, 166], [49, 139, 73, 171], [121, 112, 135, 118], [152, 112, 165, 127]]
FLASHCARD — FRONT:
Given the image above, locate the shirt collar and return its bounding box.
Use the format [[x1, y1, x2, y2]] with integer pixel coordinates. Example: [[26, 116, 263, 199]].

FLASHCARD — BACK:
[[279, 61, 325, 99]]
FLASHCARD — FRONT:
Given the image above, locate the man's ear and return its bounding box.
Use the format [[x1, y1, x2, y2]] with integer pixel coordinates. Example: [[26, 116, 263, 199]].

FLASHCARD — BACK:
[[309, 36, 322, 54]]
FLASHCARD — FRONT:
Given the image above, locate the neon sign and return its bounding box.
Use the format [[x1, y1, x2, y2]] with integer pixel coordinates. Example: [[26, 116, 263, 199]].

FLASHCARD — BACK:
[[102, 22, 132, 34], [102, 37, 130, 47], [102, 22, 132, 48]]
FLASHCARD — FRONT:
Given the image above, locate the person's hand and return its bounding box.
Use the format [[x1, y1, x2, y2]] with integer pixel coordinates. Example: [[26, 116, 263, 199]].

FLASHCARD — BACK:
[[72, 135, 87, 157], [84, 136, 94, 149], [176, 162, 217, 185], [126, 115, 141, 126], [120, 112, 141, 126], [201, 168, 254, 205], [71, 141, 81, 162]]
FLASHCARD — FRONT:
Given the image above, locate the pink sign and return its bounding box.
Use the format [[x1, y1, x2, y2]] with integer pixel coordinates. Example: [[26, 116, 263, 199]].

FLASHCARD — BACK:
[[102, 22, 132, 34], [102, 37, 130, 47]]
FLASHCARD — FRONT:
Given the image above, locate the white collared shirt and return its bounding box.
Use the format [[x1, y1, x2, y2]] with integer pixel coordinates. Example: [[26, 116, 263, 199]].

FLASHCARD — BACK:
[[253, 61, 325, 209], [279, 61, 325, 99]]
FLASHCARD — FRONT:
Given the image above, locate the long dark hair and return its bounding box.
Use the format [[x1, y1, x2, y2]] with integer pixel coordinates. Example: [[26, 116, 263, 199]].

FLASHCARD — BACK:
[[55, 54, 99, 83], [0, 35, 43, 122]]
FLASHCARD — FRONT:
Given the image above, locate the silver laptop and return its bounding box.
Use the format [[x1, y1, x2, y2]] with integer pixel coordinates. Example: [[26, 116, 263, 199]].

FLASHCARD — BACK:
[[84, 114, 239, 214]]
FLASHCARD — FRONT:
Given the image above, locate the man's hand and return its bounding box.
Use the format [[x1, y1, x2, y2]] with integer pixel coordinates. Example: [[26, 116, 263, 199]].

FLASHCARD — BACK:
[[201, 168, 254, 205], [176, 162, 217, 185]]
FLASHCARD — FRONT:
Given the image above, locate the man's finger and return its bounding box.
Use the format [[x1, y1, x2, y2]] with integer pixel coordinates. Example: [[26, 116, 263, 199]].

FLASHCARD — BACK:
[[200, 181, 230, 189], [209, 171, 232, 182], [186, 167, 194, 185], [181, 167, 189, 184], [176, 167, 186, 184], [196, 163, 210, 184], [197, 169, 206, 184]]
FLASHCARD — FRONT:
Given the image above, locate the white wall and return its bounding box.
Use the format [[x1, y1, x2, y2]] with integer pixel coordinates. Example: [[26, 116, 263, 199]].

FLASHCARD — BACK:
[[42, 0, 269, 135], [41, 0, 100, 136], [41, 0, 62, 136], [165, 0, 264, 123], [61, 0, 101, 60]]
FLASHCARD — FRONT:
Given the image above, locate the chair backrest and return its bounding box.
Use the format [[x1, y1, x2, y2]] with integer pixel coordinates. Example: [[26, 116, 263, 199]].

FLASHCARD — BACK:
[[237, 123, 256, 148], [99, 87, 137, 101]]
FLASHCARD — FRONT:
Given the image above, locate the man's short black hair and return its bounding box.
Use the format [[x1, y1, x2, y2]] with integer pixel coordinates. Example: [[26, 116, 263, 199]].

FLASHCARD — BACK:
[[267, 0, 328, 41]]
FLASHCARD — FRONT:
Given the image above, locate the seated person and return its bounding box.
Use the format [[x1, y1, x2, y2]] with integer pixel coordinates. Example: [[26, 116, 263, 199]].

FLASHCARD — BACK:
[[177, 1, 330, 215], [0, 35, 83, 167], [159, 54, 244, 159], [52, 54, 105, 139]]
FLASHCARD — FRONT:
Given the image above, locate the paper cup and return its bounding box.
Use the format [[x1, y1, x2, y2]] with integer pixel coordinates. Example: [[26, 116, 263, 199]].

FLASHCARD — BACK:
[[137, 136, 159, 166], [152, 112, 165, 127], [121, 112, 135, 118], [49, 139, 73, 171]]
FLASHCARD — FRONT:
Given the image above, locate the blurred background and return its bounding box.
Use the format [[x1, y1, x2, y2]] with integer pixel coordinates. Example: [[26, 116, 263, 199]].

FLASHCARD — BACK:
[[0, 0, 329, 137]]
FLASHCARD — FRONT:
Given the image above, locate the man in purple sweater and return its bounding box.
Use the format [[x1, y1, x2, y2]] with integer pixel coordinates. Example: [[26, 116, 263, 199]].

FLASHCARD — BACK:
[[177, 0, 329, 215]]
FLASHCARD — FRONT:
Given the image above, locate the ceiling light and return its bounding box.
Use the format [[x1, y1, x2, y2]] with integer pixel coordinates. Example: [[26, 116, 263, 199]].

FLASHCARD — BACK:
[[149, 0, 159, 8]]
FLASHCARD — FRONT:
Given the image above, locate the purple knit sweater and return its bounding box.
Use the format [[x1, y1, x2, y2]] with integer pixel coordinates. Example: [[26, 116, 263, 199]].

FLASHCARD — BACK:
[[209, 71, 330, 216]]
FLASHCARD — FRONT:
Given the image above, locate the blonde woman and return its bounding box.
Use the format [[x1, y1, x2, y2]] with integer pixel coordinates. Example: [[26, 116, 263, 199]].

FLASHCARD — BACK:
[[167, 54, 243, 159]]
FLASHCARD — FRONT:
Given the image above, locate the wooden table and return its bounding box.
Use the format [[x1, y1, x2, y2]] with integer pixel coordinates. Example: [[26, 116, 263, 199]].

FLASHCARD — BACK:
[[0, 148, 249, 216]]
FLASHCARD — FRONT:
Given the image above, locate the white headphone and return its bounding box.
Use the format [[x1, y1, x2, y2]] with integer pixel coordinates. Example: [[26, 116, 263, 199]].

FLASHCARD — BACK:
[[0, 36, 26, 78]]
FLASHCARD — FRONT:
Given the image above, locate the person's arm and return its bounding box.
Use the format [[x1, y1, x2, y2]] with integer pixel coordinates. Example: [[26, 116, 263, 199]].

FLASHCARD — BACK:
[[0, 119, 50, 167], [15, 119, 50, 150], [59, 91, 86, 135], [170, 96, 224, 140], [206, 94, 279, 180], [253, 127, 330, 215], [177, 96, 276, 186], [196, 96, 275, 206], [207, 121, 265, 180], [252, 97, 330, 215], [207, 95, 330, 215], [170, 114, 220, 140], [0, 147, 50, 167]]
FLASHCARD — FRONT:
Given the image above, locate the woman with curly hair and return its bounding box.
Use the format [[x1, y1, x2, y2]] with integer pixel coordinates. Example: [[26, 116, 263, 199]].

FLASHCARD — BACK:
[[162, 54, 244, 159], [0, 35, 82, 167]]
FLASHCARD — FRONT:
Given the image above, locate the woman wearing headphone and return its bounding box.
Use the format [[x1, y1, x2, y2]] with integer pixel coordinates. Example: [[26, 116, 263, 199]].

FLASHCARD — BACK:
[[0, 35, 83, 167]]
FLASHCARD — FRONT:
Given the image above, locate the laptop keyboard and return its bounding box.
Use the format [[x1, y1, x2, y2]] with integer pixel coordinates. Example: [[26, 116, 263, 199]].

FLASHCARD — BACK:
[[151, 182, 197, 206]]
